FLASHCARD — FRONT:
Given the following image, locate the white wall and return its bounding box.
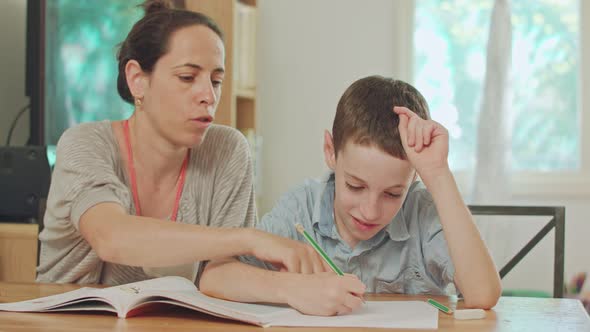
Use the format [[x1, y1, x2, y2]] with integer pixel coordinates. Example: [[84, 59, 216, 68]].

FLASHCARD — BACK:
[[257, 0, 589, 295], [257, 0, 413, 212], [0, 0, 29, 146]]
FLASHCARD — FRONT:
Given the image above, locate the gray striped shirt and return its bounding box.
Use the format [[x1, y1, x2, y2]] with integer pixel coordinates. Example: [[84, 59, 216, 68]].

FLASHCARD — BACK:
[[37, 121, 256, 285]]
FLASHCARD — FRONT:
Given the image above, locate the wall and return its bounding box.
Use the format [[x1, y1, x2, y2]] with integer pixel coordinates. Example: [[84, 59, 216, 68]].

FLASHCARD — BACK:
[[0, 0, 29, 146], [257, 0, 413, 211]]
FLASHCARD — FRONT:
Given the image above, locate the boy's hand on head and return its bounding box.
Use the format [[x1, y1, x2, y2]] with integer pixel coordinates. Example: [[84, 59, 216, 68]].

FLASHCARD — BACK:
[[282, 273, 366, 316], [393, 106, 450, 178]]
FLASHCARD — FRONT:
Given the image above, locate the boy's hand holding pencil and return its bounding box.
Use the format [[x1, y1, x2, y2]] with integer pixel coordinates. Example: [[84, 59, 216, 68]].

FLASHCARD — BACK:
[[279, 271, 366, 316], [295, 224, 367, 304]]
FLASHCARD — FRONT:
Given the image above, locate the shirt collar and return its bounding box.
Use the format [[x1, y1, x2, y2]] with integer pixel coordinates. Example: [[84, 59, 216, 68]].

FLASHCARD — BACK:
[[312, 173, 339, 239]]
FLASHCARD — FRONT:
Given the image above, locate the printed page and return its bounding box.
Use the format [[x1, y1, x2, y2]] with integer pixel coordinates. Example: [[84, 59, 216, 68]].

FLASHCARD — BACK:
[[1, 276, 439, 329], [100, 276, 198, 316], [117, 277, 438, 328], [0, 287, 108, 312], [129, 289, 292, 325], [103, 275, 291, 322], [0, 276, 196, 316], [267, 301, 439, 329], [39, 301, 118, 314]]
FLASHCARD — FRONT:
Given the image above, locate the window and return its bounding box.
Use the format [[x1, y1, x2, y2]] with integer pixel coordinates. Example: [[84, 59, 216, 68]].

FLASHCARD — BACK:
[[414, 0, 580, 173], [44, 0, 141, 147]]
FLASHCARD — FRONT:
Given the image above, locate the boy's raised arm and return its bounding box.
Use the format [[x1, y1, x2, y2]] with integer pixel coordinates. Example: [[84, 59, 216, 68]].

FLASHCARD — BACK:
[[394, 106, 502, 309]]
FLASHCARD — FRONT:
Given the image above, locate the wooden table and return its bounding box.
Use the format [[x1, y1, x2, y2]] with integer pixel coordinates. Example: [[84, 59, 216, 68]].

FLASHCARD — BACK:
[[1, 281, 589, 331]]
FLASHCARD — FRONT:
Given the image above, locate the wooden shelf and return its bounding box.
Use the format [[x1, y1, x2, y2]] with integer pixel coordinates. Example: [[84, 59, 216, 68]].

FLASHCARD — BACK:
[[185, 0, 257, 130], [236, 87, 256, 99], [0, 223, 38, 282], [236, 98, 255, 130]]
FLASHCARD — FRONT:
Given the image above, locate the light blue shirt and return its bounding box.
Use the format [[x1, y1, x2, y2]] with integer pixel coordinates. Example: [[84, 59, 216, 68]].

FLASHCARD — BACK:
[[242, 173, 456, 295]]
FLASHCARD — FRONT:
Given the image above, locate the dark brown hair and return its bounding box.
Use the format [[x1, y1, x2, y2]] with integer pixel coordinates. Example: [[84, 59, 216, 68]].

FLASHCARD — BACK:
[[332, 75, 431, 159], [116, 0, 224, 104]]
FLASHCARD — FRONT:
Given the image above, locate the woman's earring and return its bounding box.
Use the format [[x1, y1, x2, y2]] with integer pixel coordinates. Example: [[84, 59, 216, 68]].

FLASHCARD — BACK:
[[134, 97, 143, 108]]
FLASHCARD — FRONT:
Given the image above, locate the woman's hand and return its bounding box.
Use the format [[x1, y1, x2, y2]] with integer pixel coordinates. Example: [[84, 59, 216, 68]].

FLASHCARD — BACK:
[[280, 273, 366, 316], [247, 229, 332, 274]]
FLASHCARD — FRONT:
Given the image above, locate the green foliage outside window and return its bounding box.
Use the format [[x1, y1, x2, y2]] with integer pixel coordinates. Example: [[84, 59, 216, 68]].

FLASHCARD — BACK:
[[415, 0, 579, 171], [44, 0, 142, 146]]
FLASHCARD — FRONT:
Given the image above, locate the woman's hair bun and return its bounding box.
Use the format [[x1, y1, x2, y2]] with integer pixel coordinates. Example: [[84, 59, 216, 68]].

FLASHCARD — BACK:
[[142, 0, 172, 16]]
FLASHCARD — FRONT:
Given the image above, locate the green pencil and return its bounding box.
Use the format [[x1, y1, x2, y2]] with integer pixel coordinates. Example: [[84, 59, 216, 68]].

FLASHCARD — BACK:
[[295, 223, 344, 276], [427, 298, 453, 314], [295, 223, 365, 304]]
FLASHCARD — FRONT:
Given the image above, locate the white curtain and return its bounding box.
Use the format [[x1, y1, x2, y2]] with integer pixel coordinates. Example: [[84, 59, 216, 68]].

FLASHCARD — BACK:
[[471, 0, 513, 204], [470, 0, 513, 265]]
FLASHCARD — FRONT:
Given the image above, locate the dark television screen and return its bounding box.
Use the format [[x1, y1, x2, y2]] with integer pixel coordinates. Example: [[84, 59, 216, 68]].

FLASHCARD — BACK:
[[25, 0, 45, 146]]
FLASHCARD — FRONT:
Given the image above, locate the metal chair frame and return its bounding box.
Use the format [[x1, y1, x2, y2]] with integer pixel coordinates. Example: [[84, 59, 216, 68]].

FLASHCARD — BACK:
[[468, 205, 565, 298]]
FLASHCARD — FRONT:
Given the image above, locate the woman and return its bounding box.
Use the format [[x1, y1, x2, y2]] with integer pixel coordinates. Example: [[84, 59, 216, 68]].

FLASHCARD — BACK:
[[37, 0, 326, 285]]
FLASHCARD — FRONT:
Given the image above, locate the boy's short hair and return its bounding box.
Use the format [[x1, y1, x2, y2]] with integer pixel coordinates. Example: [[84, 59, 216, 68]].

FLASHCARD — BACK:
[[332, 75, 431, 159]]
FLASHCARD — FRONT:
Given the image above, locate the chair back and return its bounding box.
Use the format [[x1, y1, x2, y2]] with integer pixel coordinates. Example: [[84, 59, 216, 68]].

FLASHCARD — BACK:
[[468, 205, 565, 298]]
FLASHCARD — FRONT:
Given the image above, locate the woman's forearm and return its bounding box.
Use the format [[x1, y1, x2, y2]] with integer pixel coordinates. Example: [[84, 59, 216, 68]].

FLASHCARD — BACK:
[[80, 202, 255, 267]]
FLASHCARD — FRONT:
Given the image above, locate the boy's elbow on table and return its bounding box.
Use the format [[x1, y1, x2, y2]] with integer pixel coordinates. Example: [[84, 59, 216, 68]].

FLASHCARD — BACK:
[[463, 286, 502, 309]]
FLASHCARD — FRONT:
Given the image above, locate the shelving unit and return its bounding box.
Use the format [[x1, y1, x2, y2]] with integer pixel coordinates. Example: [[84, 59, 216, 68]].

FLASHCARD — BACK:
[[0, 223, 38, 282], [184, 0, 257, 133]]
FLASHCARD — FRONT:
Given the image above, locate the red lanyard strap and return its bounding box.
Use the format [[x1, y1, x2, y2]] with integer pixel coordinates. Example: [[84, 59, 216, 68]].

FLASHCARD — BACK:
[[122, 119, 188, 221]]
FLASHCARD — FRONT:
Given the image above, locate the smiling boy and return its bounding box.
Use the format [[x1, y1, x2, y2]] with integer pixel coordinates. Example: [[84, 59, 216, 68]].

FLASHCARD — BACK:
[[199, 76, 501, 316]]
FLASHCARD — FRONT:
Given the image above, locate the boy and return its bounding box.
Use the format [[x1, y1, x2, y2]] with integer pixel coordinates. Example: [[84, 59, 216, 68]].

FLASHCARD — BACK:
[[200, 76, 501, 316]]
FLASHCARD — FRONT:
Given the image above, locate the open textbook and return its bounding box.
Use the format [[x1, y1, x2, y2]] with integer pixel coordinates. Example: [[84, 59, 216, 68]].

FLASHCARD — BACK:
[[0, 276, 438, 329]]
